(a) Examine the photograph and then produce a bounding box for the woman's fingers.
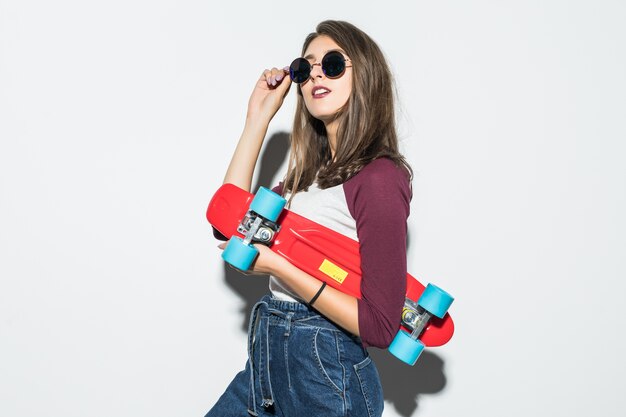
[261,69,272,85]
[268,67,281,86]
[276,67,292,92]
[247,65,292,121]
[263,67,290,88]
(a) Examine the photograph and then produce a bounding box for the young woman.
[206,20,412,417]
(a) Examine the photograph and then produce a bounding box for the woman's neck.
[325,120,338,160]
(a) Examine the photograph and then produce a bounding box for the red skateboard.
[207,184,454,364]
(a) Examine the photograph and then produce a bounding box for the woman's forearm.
[222,116,271,191]
[271,254,360,336]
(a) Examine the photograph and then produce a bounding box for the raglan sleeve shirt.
[343,158,411,348]
[211,161,410,349]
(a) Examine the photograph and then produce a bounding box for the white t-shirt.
[269,181,358,302]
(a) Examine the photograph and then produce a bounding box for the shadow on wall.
[369,349,447,416]
[220,131,448,417]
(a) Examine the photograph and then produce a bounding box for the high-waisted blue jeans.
[205,295,384,417]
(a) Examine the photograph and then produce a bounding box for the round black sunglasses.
[289,51,352,84]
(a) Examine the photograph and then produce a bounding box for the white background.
[1,1,625,416]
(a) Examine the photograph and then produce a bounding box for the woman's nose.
[310,62,324,79]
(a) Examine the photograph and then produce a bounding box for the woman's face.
[300,35,353,123]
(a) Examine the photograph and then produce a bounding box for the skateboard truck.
[389,283,454,365]
[221,187,287,271]
[401,300,433,338]
[237,212,280,245]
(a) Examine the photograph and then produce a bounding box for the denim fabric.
[205,295,383,417]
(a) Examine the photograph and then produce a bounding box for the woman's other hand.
[247,67,292,122]
[217,241,284,276]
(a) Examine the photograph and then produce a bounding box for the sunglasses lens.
[289,58,311,83]
[322,51,346,78]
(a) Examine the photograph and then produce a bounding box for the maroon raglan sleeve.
[343,159,411,348]
[211,183,284,240]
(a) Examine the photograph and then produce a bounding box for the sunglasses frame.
[289,50,352,84]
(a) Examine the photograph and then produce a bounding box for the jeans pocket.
[353,356,384,417]
[313,328,344,395]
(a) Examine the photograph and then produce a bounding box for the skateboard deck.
[207,183,454,347]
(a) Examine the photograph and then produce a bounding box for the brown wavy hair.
[282,20,412,198]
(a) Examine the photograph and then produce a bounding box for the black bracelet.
[308,282,327,306]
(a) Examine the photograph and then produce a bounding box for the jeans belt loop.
[284,312,294,337]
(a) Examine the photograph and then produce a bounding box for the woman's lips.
[312,86,331,99]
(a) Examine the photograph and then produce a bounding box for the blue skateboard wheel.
[417,283,454,319]
[389,330,425,366]
[222,236,259,271]
[249,187,286,223]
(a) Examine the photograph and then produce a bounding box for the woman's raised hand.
[222,66,292,191]
[246,66,292,122]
